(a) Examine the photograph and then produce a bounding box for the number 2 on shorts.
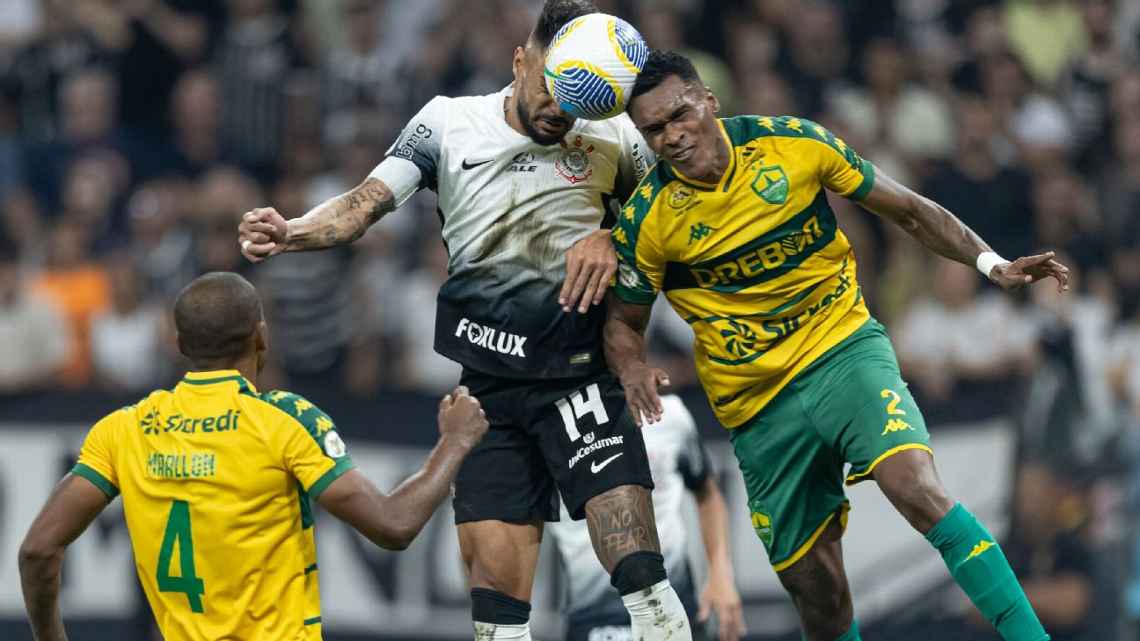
[156,499,206,613]
[880,388,906,416]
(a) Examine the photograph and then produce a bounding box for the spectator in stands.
[980,50,1074,167]
[896,258,1037,421]
[1004,0,1089,91]
[830,36,954,184]
[1111,307,1140,421]
[971,462,1094,641]
[1062,0,1126,172]
[90,256,168,392]
[1030,168,1105,273]
[28,219,109,389]
[168,69,226,178]
[922,93,1034,260]
[0,238,70,394]
[772,0,850,118]
[320,0,397,118]
[127,177,196,300]
[214,0,305,182]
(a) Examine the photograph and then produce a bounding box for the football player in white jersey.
[237,2,693,641]
[549,395,745,641]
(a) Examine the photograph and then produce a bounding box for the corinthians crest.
[556,135,595,184]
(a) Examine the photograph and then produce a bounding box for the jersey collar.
[667,119,736,192]
[180,369,258,394]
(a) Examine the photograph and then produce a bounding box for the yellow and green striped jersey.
[72,370,354,641]
[613,116,874,428]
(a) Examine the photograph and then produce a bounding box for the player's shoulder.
[250,390,336,439]
[96,388,175,431]
[725,115,851,155]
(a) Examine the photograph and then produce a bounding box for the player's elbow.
[17,535,63,575]
[375,523,417,551]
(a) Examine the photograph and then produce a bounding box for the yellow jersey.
[613,116,875,428]
[71,370,355,641]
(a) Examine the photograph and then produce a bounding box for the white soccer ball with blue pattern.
[543,13,649,121]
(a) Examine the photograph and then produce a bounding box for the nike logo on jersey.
[590,453,623,474]
[461,158,495,170]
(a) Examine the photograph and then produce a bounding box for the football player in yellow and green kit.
[605,51,1071,641]
[18,272,489,641]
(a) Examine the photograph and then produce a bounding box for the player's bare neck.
[189,355,259,386]
[504,92,524,137]
[695,131,731,184]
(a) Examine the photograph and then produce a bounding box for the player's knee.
[609,550,667,596]
[875,451,954,533]
[471,587,531,625]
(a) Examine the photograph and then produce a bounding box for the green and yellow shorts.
[729,318,931,573]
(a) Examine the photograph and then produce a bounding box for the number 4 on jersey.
[556,383,610,441]
[157,500,206,613]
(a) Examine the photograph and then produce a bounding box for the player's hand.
[437,386,489,450]
[239,207,289,263]
[699,575,746,641]
[560,229,618,314]
[618,362,669,426]
[987,251,1070,292]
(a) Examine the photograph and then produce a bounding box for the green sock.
[803,620,860,641]
[925,503,1049,641]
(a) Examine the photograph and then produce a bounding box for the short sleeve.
[612,185,665,305]
[801,120,875,201]
[370,96,448,204]
[72,409,124,499]
[614,114,656,201]
[261,391,355,499]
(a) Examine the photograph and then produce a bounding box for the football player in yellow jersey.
[604,51,1070,641]
[18,272,489,641]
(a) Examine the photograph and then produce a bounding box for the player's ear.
[707,87,720,114]
[512,46,525,80]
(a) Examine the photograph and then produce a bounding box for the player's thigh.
[802,319,933,486]
[453,372,560,525]
[729,387,849,574]
[527,370,654,521]
[458,519,544,601]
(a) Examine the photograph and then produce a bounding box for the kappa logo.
[455,318,527,357]
[965,539,996,562]
[881,418,914,435]
[689,222,715,244]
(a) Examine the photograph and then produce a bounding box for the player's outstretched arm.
[603,295,670,425]
[19,475,113,641]
[238,177,396,262]
[858,169,1070,292]
[693,477,746,641]
[316,387,488,550]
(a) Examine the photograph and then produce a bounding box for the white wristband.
[976,251,1007,278]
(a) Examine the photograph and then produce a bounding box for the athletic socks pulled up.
[612,552,692,641]
[925,503,1050,641]
[471,588,532,641]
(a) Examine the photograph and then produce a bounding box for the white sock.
[473,621,532,641]
[621,579,693,641]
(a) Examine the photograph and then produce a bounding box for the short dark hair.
[630,50,702,106]
[173,272,263,364]
[532,0,598,49]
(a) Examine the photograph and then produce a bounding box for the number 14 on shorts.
[556,383,611,441]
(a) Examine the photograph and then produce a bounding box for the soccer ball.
[543,13,649,121]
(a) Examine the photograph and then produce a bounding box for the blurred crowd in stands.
[0,1,1138,637]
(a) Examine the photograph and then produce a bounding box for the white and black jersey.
[549,395,711,624]
[371,87,653,379]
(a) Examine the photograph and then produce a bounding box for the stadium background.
[0,0,1137,639]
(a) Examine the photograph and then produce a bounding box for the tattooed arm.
[238,178,396,262]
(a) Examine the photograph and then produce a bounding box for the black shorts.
[453,367,654,523]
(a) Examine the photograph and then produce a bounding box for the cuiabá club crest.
[557,135,595,184]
